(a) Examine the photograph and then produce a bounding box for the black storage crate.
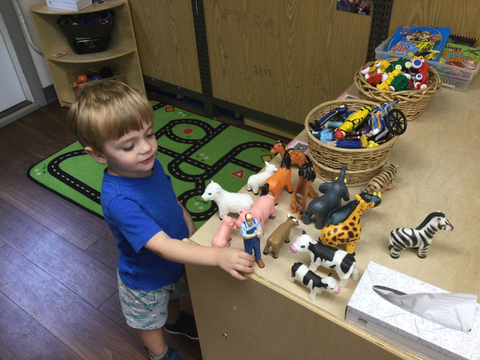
[57,11,114,54]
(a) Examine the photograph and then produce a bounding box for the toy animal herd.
[201,141,453,302]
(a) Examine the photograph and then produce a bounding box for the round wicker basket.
[304,99,398,186]
[353,58,441,121]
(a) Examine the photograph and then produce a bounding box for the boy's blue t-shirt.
[101,159,189,290]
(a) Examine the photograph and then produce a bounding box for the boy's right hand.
[218,248,255,281]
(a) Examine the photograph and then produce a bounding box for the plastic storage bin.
[375,35,479,91]
[57,11,114,54]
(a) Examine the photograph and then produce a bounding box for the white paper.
[373,285,477,332]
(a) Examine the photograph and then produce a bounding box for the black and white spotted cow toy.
[289,262,340,302]
[290,231,359,287]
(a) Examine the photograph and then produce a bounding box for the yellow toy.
[319,194,376,254]
[334,106,372,140]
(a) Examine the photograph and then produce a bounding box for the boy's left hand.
[217,248,255,281]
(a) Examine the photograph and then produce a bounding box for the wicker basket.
[305,99,398,186]
[353,58,441,121]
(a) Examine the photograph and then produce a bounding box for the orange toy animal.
[270,140,286,159]
[319,194,375,254]
[290,157,319,219]
[261,149,305,205]
[270,140,308,167]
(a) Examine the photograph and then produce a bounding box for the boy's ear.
[84,146,108,164]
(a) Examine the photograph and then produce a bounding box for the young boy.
[67,80,255,360]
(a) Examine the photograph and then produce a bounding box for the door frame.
[0,0,46,127]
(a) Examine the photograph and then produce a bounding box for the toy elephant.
[303,165,350,229]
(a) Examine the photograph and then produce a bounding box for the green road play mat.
[28,101,277,228]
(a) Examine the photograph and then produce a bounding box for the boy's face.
[87,122,157,178]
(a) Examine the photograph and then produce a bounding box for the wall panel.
[129,0,202,93]
[389,0,480,39]
[203,0,372,125]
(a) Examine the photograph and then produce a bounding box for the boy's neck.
[106,166,153,178]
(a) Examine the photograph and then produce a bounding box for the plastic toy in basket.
[309,100,406,149]
[354,57,441,121]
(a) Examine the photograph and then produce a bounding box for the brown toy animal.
[263,214,300,258]
[290,157,319,219]
[270,140,286,159]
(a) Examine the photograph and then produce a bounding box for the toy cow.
[289,262,340,302]
[212,215,235,248]
[263,214,300,258]
[246,161,278,195]
[202,180,254,219]
[303,165,350,229]
[235,193,276,229]
[290,232,359,287]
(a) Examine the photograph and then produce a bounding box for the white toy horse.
[202,180,254,219]
[246,161,278,195]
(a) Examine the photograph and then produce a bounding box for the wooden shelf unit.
[30,0,145,107]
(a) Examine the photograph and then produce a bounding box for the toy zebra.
[388,211,454,259]
[364,164,398,194]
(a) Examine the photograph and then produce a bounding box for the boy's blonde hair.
[67,80,154,151]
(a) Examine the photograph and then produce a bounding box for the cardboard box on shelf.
[46,0,93,11]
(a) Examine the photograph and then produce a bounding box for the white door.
[0,13,28,112]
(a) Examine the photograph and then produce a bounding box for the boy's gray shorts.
[117,272,189,330]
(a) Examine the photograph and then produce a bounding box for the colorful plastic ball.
[77,74,88,83]
[90,74,103,81]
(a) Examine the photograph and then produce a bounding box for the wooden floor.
[0,94,290,360]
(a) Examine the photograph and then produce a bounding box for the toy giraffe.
[319,194,375,254]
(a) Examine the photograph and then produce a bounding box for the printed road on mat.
[28,101,276,228]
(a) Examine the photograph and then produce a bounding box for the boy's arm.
[144,231,255,281]
[178,200,196,237]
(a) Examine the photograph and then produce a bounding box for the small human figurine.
[240,213,265,268]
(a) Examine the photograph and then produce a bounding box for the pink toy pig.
[235,194,276,229]
[212,215,235,248]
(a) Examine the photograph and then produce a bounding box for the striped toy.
[364,164,398,194]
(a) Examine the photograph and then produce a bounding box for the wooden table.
[186,75,480,360]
